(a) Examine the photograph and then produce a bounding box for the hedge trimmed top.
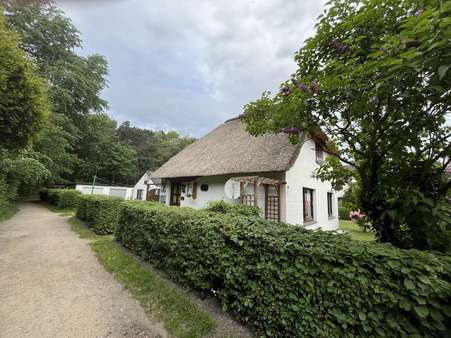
[116,202,451,337]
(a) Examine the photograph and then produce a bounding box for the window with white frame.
[303,188,314,222]
[315,141,324,164]
[327,192,334,217]
[136,189,143,200]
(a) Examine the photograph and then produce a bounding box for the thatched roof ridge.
[152,117,301,179]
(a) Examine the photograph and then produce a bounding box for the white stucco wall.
[158,173,283,214]
[284,138,339,230]
[75,184,134,200]
[133,172,159,200]
[157,141,338,231]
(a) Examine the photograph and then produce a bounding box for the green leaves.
[75,194,123,235]
[113,201,451,337]
[0,12,49,151]
[243,0,451,252]
[414,306,429,319]
[438,64,450,80]
[404,279,415,290]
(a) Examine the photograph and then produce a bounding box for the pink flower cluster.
[281,80,317,97]
[331,39,351,54]
[350,209,366,222]
[280,127,300,135]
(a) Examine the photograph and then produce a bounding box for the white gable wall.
[133,172,159,200]
[284,138,339,230]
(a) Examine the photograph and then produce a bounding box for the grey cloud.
[57,0,326,137]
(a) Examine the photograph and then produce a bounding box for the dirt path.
[0,202,169,338]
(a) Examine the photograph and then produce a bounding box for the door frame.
[170,183,182,206]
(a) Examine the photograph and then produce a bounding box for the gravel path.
[0,202,169,338]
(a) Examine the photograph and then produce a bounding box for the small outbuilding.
[133,171,160,201]
[152,116,339,230]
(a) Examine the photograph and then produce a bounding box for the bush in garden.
[57,189,81,209]
[205,200,261,217]
[39,189,49,202]
[338,205,351,220]
[115,202,451,338]
[44,188,65,206]
[76,194,123,234]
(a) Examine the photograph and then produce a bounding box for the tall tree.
[117,121,195,174]
[2,0,109,183]
[0,11,49,151]
[243,0,450,251]
[74,114,138,185]
[0,10,50,205]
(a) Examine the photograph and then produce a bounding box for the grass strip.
[46,203,76,216]
[69,217,101,240]
[90,239,217,338]
[66,212,217,338]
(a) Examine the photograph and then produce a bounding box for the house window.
[303,188,314,222]
[327,192,333,217]
[159,195,167,204]
[315,141,324,164]
[137,189,143,200]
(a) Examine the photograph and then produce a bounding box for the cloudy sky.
[57,0,327,137]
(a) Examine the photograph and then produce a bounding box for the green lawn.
[69,217,218,338]
[339,220,375,241]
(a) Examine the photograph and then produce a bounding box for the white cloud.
[57,0,326,136]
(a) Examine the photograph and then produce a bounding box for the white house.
[152,116,339,231]
[133,171,160,201]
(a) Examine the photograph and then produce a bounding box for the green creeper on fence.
[243,0,451,251]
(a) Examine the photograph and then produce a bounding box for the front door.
[170,183,181,206]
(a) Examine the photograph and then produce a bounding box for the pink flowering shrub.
[350,209,371,232]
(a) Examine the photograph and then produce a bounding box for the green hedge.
[205,200,261,217]
[38,189,49,202]
[40,188,64,206]
[339,205,351,220]
[76,194,123,235]
[58,189,81,209]
[115,202,451,337]
[40,189,81,209]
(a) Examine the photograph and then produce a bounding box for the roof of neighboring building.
[152,117,301,179]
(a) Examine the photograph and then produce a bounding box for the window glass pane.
[303,188,314,221]
[327,192,333,217]
[315,141,324,163]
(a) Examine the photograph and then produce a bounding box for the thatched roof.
[152,117,301,179]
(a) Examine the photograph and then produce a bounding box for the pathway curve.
[0,202,168,338]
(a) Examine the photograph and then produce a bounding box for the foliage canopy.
[0,12,48,151]
[243,0,451,251]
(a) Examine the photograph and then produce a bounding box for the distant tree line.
[0,0,194,207]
